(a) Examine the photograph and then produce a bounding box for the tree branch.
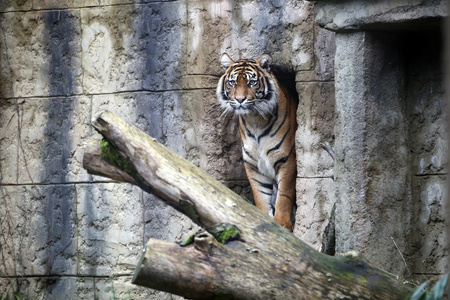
[83,111,414,300]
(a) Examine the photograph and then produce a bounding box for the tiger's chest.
[245,138,277,179]
[239,115,282,181]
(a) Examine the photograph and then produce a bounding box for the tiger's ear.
[220,53,234,68]
[257,54,272,70]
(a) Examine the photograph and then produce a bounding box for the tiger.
[216,53,298,231]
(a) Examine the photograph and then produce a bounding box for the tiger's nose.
[235,96,246,103]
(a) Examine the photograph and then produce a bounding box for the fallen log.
[83,111,414,300]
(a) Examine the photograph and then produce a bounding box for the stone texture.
[45,277,95,299]
[0,0,32,12]
[185,0,231,77]
[0,100,18,184]
[76,183,145,276]
[220,0,314,71]
[184,0,315,77]
[333,31,411,274]
[0,276,95,299]
[143,192,199,244]
[80,2,188,94]
[294,178,335,250]
[92,92,164,142]
[317,0,448,279]
[0,185,77,276]
[408,176,448,276]
[141,2,187,92]
[0,10,82,98]
[313,26,335,81]
[296,81,335,178]
[16,98,91,184]
[81,5,146,94]
[95,276,184,300]
[314,0,448,31]
[406,31,447,176]
[33,1,142,10]
[404,34,448,279]
[296,24,336,82]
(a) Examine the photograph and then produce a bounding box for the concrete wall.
[0,1,335,298]
[315,0,448,284]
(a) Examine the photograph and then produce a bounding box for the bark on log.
[83,111,414,300]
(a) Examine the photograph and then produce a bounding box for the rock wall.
[315,0,448,284]
[0,1,335,298]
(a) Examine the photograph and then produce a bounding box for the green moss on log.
[179,233,196,247]
[179,199,200,224]
[100,139,137,176]
[208,223,240,244]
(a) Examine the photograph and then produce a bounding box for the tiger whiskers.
[252,101,276,120]
[219,106,233,121]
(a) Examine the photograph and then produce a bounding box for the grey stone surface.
[141,2,187,92]
[96,276,184,300]
[81,3,188,94]
[220,1,315,72]
[33,1,142,10]
[81,5,147,93]
[294,178,335,250]
[334,31,412,274]
[409,176,448,276]
[16,98,91,184]
[91,92,164,142]
[0,10,83,98]
[296,25,336,82]
[187,0,314,75]
[328,4,447,278]
[296,81,335,178]
[0,100,18,184]
[0,185,77,276]
[143,192,199,244]
[406,32,447,176]
[0,276,95,299]
[0,0,32,12]
[404,32,448,278]
[315,0,448,31]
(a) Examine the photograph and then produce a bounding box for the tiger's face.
[217,53,279,118]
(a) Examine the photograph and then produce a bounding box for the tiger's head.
[216,53,279,118]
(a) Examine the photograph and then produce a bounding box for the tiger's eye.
[228,80,236,87]
[249,80,257,87]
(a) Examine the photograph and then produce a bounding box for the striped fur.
[217,53,297,231]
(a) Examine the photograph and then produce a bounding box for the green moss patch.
[208,223,240,244]
[100,139,136,176]
[179,199,200,224]
[179,233,196,247]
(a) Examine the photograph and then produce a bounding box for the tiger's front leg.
[273,179,295,232]
[273,155,297,232]
[245,163,295,232]
[244,165,275,217]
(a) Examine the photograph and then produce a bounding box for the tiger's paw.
[274,216,293,232]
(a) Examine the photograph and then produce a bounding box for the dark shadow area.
[401,29,447,282]
[39,10,77,292]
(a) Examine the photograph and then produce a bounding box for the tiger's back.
[217,54,297,231]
